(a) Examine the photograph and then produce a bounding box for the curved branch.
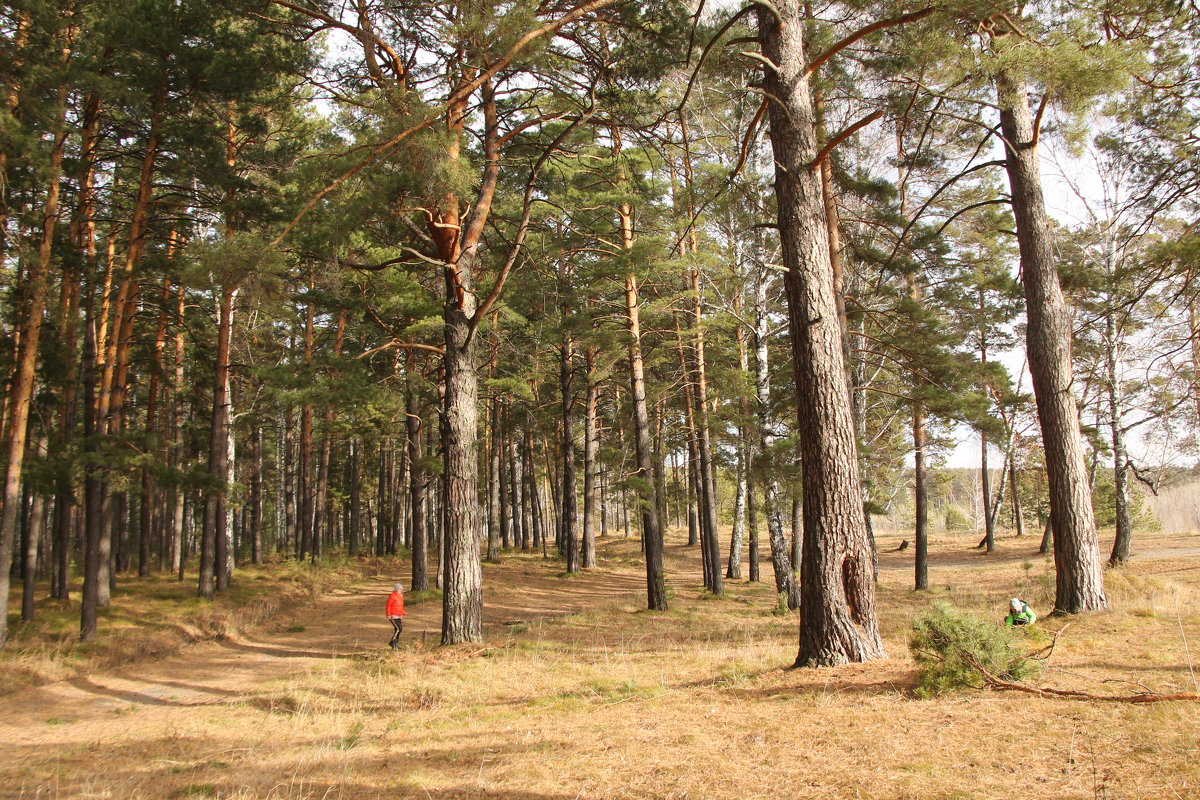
[809,110,882,172]
[805,7,937,79]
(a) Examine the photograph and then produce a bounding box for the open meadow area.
[3,528,1199,800]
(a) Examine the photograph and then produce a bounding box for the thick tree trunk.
[441,252,484,643]
[998,73,1107,613]
[759,2,885,665]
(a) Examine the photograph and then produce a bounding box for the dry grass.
[2,528,1199,799]
[0,555,392,695]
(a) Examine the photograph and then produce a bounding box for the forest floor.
[2,527,1199,800]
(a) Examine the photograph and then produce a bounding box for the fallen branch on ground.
[967,652,1200,703]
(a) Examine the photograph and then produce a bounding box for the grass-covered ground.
[2,527,1198,799]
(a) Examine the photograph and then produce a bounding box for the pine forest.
[2,1,1200,797]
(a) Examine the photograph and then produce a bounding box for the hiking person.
[386,583,406,648]
[1004,597,1036,627]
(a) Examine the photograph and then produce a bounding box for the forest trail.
[3,528,1196,746]
[2,531,1198,799]
[0,553,645,758]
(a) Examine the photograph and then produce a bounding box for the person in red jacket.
[385,583,406,648]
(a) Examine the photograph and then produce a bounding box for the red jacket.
[385,591,405,617]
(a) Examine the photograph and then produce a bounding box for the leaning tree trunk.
[998,72,1107,613]
[759,1,885,666]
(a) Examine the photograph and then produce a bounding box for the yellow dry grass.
[2,527,1198,800]
[0,555,392,695]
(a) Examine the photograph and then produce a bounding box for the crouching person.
[1004,597,1036,627]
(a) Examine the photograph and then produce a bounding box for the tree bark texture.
[998,72,1106,613]
[440,249,484,644]
[759,2,885,666]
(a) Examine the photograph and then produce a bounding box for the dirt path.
[0,559,645,760]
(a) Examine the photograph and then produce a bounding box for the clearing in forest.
[2,527,1199,799]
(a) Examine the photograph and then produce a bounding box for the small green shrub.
[909,601,1040,698]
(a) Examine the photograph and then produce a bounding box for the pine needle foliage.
[909,601,1040,698]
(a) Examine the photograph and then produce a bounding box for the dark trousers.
[389,617,404,646]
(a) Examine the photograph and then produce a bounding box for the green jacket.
[1005,603,1036,626]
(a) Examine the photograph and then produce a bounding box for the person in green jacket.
[1005,597,1036,627]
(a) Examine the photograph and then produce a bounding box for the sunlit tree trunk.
[998,71,1106,613]
[0,47,70,644]
[619,195,667,611]
[759,1,885,665]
